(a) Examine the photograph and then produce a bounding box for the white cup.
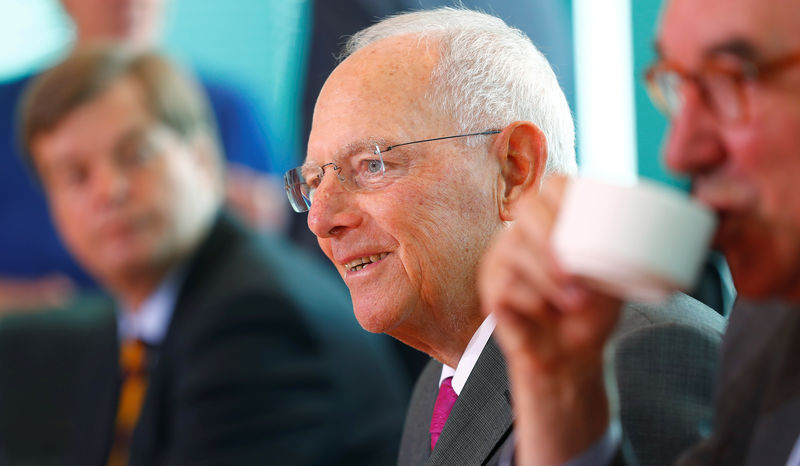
[551,177,716,303]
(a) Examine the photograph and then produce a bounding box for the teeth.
[345,252,389,271]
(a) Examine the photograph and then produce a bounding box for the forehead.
[33,77,151,164]
[659,0,800,66]
[306,35,450,164]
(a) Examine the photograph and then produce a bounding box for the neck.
[111,262,173,310]
[391,307,485,368]
[110,210,216,310]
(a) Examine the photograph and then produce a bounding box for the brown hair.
[20,43,221,173]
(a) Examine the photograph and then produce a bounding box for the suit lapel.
[687,300,800,465]
[130,212,234,464]
[398,360,441,466]
[745,303,800,464]
[429,339,513,465]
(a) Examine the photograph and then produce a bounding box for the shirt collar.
[116,267,185,345]
[439,313,496,396]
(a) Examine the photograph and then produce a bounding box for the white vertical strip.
[573,0,638,183]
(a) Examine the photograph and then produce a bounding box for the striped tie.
[107,339,149,466]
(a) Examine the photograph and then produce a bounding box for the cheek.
[730,116,800,223]
[152,154,213,235]
[50,193,91,247]
[382,172,497,298]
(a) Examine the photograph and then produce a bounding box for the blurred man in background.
[291,7,723,465]
[483,0,800,464]
[1,45,407,465]
[0,0,285,313]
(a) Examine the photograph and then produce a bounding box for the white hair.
[343,7,577,176]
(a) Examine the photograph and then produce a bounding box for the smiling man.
[483,0,800,464]
[288,7,724,465]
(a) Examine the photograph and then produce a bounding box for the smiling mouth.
[345,252,390,272]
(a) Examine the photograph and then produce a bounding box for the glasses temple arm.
[382,130,501,152]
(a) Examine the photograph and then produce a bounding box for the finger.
[499,230,577,312]
[509,191,571,282]
[492,304,547,359]
[493,269,548,318]
[559,293,622,353]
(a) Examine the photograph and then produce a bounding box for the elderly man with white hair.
[286,7,725,465]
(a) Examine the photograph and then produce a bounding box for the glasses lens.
[646,66,684,117]
[703,70,743,122]
[659,71,684,117]
[647,62,746,122]
[284,168,311,213]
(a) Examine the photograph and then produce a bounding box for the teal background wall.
[631,0,687,189]
[161,0,311,171]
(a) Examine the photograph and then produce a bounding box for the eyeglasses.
[645,50,800,122]
[284,130,500,213]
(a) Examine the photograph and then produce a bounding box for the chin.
[350,294,411,334]
[352,305,392,333]
[719,217,800,300]
[726,248,799,300]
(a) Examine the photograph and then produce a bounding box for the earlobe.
[495,121,547,221]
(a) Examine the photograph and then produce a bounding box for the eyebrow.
[705,38,760,61]
[43,155,83,177]
[654,37,761,62]
[113,126,149,153]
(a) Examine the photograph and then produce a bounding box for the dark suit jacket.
[0,294,117,466]
[673,299,800,465]
[0,213,409,466]
[398,293,724,466]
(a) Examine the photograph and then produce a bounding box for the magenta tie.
[430,376,458,451]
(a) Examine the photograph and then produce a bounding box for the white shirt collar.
[439,313,496,396]
[116,268,184,345]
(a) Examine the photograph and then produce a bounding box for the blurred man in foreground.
[289,7,724,465]
[483,0,800,464]
[9,45,407,465]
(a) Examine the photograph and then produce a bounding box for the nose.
[91,161,129,208]
[663,82,727,176]
[307,171,362,239]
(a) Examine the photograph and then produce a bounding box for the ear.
[493,121,547,221]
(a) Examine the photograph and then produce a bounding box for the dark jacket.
[0,213,409,465]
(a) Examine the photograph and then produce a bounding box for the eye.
[57,165,89,189]
[306,173,322,190]
[352,156,384,177]
[117,135,157,167]
[366,159,384,174]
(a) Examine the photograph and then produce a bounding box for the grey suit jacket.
[675,299,800,465]
[398,293,725,466]
[398,338,513,466]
